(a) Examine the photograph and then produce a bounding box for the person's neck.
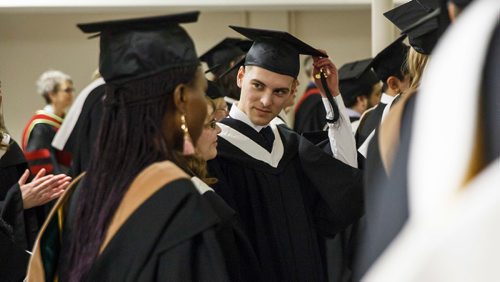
[385,89,399,97]
[232,103,268,131]
[51,105,65,118]
[351,105,364,116]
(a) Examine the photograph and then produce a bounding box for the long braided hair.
[60,65,198,281]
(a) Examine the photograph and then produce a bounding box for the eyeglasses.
[59,87,75,93]
[204,118,218,130]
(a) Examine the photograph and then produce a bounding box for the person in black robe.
[189,89,263,281]
[293,56,326,134]
[51,75,106,177]
[352,1,453,279]
[0,136,31,282]
[0,217,30,281]
[338,58,381,128]
[0,87,70,281]
[358,1,495,280]
[27,12,257,281]
[21,70,74,176]
[201,37,252,110]
[208,26,363,281]
[27,164,231,282]
[355,36,410,151]
[69,83,105,176]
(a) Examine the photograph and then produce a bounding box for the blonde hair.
[406,47,430,90]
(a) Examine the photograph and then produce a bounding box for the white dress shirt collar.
[229,103,266,132]
[380,92,396,104]
[346,108,361,119]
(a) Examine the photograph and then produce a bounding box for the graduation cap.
[77,11,200,84]
[372,35,409,82]
[200,38,253,76]
[450,0,474,8]
[338,58,380,104]
[206,80,225,100]
[384,0,450,54]
[228,26,326,78]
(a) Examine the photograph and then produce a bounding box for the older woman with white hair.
[22,70,74,175]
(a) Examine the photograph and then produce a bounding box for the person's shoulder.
[135,161,191,192]
[360,104,378,121]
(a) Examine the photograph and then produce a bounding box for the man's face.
[237,66,295,126]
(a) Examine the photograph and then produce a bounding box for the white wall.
[0,8,371,142]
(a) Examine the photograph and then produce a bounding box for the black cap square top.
[338,58,380,101]
[229,26,326,78]
[206,80,225,99]
[372,35,409,82]
[200,38,251,73]
[77,11,200,84]
[384,0,449,54]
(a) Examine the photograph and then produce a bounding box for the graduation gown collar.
[218,120,284,168]
[380,93,396,104]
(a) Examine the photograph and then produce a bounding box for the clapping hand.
[18,169,72,209]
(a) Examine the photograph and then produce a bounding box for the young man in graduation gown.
[355,36,410,154]
[208,26,363,281]
[337,58,382,133]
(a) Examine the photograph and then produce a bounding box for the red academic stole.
[22,110,71,174]
[294,86,321,114]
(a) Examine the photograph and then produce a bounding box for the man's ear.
[236,66,245,88]
[291,79,300,95]
[386,76,400,93]
[356,95,367,106]
[173,83,187,113]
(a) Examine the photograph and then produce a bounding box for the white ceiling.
[0,0,407,13]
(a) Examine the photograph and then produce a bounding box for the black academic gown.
[22,114,71,176]
[208,118,363,281]
[0,140,27,206]
[483,23,500,164]
[355,103,387,148]
[32,175,230,282]
[0,140,31,281]
[352,94,416,280]
[202,191,263,282]
[294,84,327,134]
[68,84,106,177]
[0,218,30,282]
[1,140,57,255]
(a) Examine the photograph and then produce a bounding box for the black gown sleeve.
[202,191,262,282]
[70,86,105,177]
[298,137,364,237]
[0,217,30,282]
[155,229,230,282]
